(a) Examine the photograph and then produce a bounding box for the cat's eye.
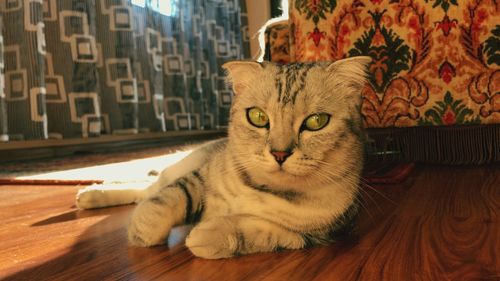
[303,113,330,131]
[247,107,269,128]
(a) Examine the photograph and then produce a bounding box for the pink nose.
[271,150,292,165]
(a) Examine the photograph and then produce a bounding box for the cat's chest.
[201,151,356,230]
[205,172,348,231]
[238,185,340,225]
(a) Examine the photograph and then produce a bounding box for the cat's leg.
[128,170,205,247]
[185,215,305,259]
[75,155,198,210]
[76,181,153,209]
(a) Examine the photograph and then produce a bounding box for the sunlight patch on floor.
[17,150,193,182]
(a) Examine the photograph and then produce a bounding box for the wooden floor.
[0,165,498,281]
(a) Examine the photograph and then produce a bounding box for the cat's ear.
[326,56,372,90]
[222,61,263,95]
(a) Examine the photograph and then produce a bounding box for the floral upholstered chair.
[262,0,499,164]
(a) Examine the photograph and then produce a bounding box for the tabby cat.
[76,56,371,259]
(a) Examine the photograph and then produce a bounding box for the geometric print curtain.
[0,0,250,141]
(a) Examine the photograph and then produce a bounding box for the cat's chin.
[261,171,316,190]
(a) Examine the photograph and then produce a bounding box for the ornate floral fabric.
[283,0,500,128]
[264,20,292,64]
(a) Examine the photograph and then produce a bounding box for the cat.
[76,56,371,259]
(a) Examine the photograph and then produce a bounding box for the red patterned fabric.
[266,0,500,128]
[264,20,292,64]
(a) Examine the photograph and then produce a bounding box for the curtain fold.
[0,0,250,141]
[0,15,6,141]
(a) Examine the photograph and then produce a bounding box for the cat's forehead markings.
[274,63,314,106]
[275,65,284,104]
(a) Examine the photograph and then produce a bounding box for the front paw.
[127,223,164,247]
[185,218,238,259]
[76,187,107,209]
[127,203,172,247]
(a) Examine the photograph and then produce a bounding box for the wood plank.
[0,165,498,280]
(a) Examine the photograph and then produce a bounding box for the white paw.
[75,188,107,209]
[185,219,237,259]
[76,183,147,209]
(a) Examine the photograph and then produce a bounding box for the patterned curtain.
[0,0,250,141]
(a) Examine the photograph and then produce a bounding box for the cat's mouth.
[269,166,304,178]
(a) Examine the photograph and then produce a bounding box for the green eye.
[247,107,269,128]
[303,113,330,131]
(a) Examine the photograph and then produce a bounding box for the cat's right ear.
[326,56,371,91]
[222,61,262,95]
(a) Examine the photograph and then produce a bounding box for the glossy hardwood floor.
[1,165,498,281]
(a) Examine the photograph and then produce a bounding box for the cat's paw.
[76,187,108,209]
[128,222,166,247]
[185,218,238,259]
[127,202,173,247]
[76,183,146,209]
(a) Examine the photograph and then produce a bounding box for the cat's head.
[223,57,371,189]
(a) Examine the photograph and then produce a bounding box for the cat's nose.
[271,150,292,165]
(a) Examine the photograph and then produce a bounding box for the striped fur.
[76,57,372,259]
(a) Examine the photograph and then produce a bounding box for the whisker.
[312,158,396,206]
[354,195,374,221]
[359,179,397,205]
[355,186,383,214]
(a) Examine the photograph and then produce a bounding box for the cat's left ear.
[222,61,263,95]
[326,56,372,90]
